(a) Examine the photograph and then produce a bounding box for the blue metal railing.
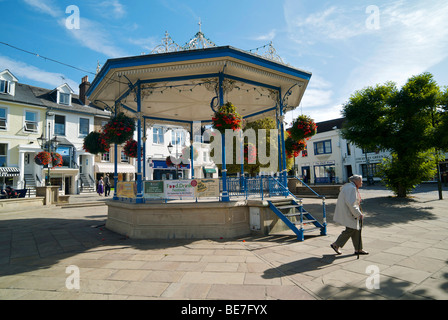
[113,175,324,203]
[288,175,323,198]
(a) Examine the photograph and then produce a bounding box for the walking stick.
[357,216,363,260]
[357,200,364,260]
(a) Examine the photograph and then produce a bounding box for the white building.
[144,124,217,181]
[295,118,391,184]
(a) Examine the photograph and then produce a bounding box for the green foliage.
[342,72,444,197]
[378,150,438,197]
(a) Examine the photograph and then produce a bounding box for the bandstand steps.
[268,199,326,241]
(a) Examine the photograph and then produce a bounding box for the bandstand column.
[136,83,144,203]
[143,118,147,180]
[279,92,288,187]
[219,72,229,202]
[190,123,194,179]
[112,102,119,200]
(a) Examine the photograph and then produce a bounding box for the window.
[59,92,70,105]
[171,129,186,146]
[302,145,308,157]
[79,118,89,137]
[0,107,6,130]
[24,111,38,133]
[121,150,129,163]
[153,127,164,144]
[0,143,6,166]
[314,140,332,155]
[101,152,110,162]
[362,163,380,177]
[54,115,66,136]
[0,80,9,94]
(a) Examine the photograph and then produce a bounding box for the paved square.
[0,185,447,300]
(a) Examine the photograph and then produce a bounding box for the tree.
[342,73,444,198]
[212,117,295,176]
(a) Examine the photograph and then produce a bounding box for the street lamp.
[167,141,181,179]
[37,123,59,186]
[167,142,174,154]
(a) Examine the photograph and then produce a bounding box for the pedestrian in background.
[104,173,111,197]
[97,176,104,196]
[331,175,368,256]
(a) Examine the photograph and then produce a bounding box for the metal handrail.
[288,175,323,198]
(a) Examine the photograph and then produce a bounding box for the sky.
[1,0,448,124]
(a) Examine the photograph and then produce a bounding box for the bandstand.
[86,31,324,240]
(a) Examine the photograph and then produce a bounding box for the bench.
[0,189,28,199]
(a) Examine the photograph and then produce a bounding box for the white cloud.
[283,0,448,122]
[284,2,368,44]
[23,0,127,58]
[345,0,448,93]
[22,0,62,18]
[128,36,159,54]
[252,30,277,42]
[96,0,127,19]
[0,55,79,93]
[59,17,128,58]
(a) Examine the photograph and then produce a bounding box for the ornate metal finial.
[182,21,217,50]
[263,42,284,64]
[151,31,182,54]
[248,42,287,65]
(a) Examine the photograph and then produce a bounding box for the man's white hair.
[349,175,363,183]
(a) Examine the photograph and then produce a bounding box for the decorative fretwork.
[151,31,182,54]
[148,26,287,66]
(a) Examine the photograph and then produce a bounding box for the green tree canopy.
[342,72,444,197]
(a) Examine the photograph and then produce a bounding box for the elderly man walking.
[330,175,368,256]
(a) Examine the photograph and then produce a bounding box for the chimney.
[79,76,90,106]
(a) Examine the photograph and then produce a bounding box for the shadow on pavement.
[0,214,204,277]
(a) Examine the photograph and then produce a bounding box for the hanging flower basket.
[103,113,135,145]
[166,156,174,167]
[212,102,243,134]
[51,152,63,168]
[123,139,141,158]
[34,151,52,166]
[289,115,317,141]
[285,132,307,159]
[83,131,110,155]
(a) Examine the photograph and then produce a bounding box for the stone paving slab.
[0,185,447,301]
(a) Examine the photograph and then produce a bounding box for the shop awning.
[151,160,190,169]
[0,167,20,177]
[94,163,136,174]
[203,167,216,174]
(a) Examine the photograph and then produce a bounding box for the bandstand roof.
[87,45,312,126]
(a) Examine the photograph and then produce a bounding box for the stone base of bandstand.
[105,197,296,240]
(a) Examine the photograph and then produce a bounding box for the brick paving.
[0,184,447,300]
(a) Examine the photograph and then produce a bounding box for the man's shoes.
[330,243,342,255]
[355,250,369,255]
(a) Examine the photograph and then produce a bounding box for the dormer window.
[59,92,70,105]
[0,80,9,94]
[0,69,18,96]
[53,83,74,106]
